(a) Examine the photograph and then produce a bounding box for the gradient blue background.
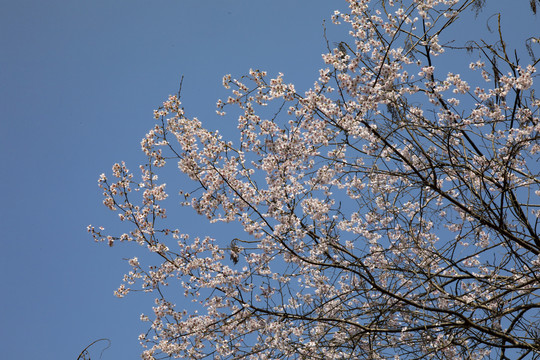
[1,1,537,359]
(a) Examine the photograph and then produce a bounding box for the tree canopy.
[90,0,540,358]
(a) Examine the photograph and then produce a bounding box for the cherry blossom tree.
[89,0,540,358]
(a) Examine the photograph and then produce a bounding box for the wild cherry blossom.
[90,0,540,359]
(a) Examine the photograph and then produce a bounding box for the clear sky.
[0,0,537,359]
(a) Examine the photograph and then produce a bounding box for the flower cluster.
[91,0,540,359]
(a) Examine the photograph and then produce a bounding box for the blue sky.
[1,0,537,359]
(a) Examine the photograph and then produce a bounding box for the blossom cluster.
[90,0,540,359]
